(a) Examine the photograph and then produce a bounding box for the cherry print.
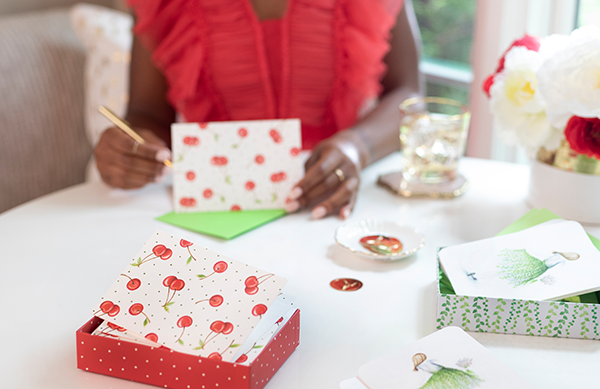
[231,205,242,211]
[276,317,284,325]
[199,321,235,350]
[120,274,141,291]
[269,129,283,143]
[238,128,248,138]
[98,322,126,337]
[106,322,126,332]
[235,354,248,363]
[290,147,300,156]
[163,275,177,288]
[203,189,213,198]
[222,322,234,335]
[199,122,208,129]
[162,276,185,311]
[245,286,259,295]
[183,136,200,146]
[197,261,228,280]
[195,294,224,307]
[179,197,197,207]
[255,155,265,164]
[176,315,193,345]
[208,352,222,361]
[244,273,275,294]
[245,181,255,191]
[210,156,231,183]
[210,320,225,333]
[252,304,268,318]
[198,122,219,140]
[129,303,151,326]
[99,301,114,314]
[181,238,197,263]
[270,172,287,201]
[108,304,120,317]
[244,181,262,204]
[133,244,174,267]
[186,171,196,181]
[145,333,158,343]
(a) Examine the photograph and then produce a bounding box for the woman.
[94,0,422,219]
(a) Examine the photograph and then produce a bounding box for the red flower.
[482,34,541,98]
[565,116,600,159]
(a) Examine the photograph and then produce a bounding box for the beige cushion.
[0,9,92,213]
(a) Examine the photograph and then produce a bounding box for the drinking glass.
[399,97,470,184]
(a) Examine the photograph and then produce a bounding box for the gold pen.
[98,105,173,168]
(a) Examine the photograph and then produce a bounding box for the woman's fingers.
[311,177,359,219]
[288,147,343,201]
[95,127,171,189]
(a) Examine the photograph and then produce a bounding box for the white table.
[2,155,599,389]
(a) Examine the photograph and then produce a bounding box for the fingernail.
[340,206,351,220]
[289,187,303,200]
[156,149,171,163]
[311,206,327,219]
[285,201,300,213]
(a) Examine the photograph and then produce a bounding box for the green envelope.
[439,208,600,303]
[156,209,286,240]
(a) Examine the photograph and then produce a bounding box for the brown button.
[330,278,363,292]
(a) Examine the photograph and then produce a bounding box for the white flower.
[489,46,560,152]
[537,25,600,129]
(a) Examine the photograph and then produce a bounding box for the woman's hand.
[94,126,172,189]
[285,131,366,219]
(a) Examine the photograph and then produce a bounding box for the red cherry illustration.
[276,317,284,325]
[160,248,173,260]
[236,354,248,363]
[153,244,167,256]
[198,260,229,281]
[245,286,259,295]
[145,333,158,343]
[245,181,255,191]
[176,315,193,344]
[210,156,228,166]
[255,155,265,164]
[203,189,213,199]
[231,205,241,211]
[183,136,200,146]
[99,301,114,314]
[108,304,120,317]
[290,147,300,156]
[222,322,234,335]
[270,172,287,182]
[106,322,126,332]
[163,275,177,287]
[180,239,193,248]
[238,128,248,138]
[199,122,208,129]
[214,261,228,273]
[195,294,224,307]
[186,171,196,181]
[269,129,283,143]
[129,303,151,325]
[210,320,225,333]
[245,276,259,288]
[170,278,185,291]
[252,304,268,317]
[208,352,223,361]
[120,274,142,291]
[179,197,197,207]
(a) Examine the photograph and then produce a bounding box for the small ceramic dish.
[334,219,425,261]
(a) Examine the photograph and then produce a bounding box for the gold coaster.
[377,171,469,199]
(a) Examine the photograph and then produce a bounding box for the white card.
[92,230,288,362]
[172,119,303,212]
[440,221,600,300]
[355,327,534,389]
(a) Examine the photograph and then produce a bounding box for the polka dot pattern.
[76,310,300,389]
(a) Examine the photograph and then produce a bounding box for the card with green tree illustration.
[440,220,600,300]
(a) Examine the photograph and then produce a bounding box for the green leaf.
[187,256,192,265]
[271,193,277,202]
[143,318,149,327]
[220,196,226,203]
[166,302,175,307]
[255,199,262,204]
[252,345,263,349]
[193,346,202,350]
[197,274,206,279]
[230,344,241,348]
[198,339,204,348]
[214,134,219,141]
[226,176,232,185]
[178,339,184,346]
[232,144,238,149]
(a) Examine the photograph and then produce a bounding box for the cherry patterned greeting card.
[92,230,287,362]
[171,119,303,213]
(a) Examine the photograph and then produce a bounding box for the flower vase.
[527,157,600,224]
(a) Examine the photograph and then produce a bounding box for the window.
[577,0,600,28]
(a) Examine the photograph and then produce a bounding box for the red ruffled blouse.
[128,0,404,149]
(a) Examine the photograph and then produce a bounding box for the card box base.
[77,310,300,389]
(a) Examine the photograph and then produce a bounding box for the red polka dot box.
[76,309,300,389]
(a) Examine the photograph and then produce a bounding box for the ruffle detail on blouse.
[331,0,403,131]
